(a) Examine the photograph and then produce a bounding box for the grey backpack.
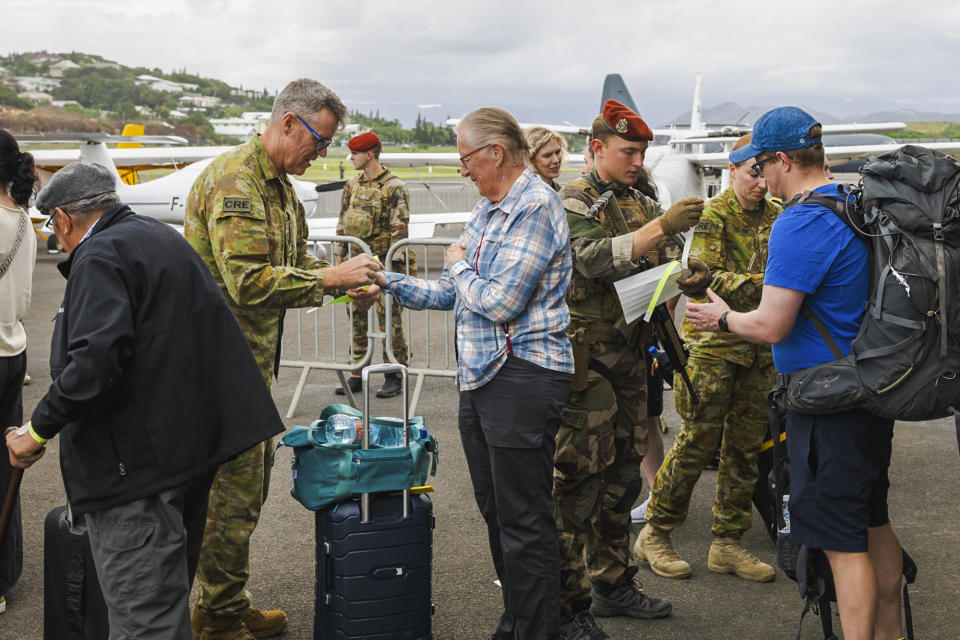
[778,145,960,449]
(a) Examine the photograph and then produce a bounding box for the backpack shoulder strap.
[800,301,846,360]
[783,188,858,360]
[783,186,864,238]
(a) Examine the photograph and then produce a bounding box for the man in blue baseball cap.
[684,106,905,640]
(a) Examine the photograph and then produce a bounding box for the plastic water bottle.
[369,420,405,448]
[325,414,362,444]
[779,494,791,534]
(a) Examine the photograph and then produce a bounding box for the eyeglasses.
[750,152,792,177]
[459,144,490,167]
[286,111,332,152]
[43,209,60,230]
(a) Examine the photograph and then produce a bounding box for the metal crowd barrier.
[278,235,459,418]
[384,238,459,414]
[278,235,375,417]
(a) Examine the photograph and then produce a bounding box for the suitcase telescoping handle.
[360,363,409,522]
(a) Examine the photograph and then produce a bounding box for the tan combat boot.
[193,603,288,640]
[197,613,254,640]
[707,537,776,582]
[633,524,692,579]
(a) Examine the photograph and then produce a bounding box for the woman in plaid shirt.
[379,107,573,640]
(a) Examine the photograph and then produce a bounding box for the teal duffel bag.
[280,403,439,511]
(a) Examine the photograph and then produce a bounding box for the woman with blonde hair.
[525,126,566,191]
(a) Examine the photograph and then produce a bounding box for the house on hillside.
[49,59,81,77]
[135,74,183,93]
[210,112,271,140]
[15,76,60,92]
[51,99,81,108]
[19,91,53,105]
[179,94,221,109]
[24,52,60,64]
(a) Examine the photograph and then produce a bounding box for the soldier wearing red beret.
[553,100,710,639]
[335,131,415,398]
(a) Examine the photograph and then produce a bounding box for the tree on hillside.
[0,85,34,111]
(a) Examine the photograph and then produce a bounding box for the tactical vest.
[341,171,401,257]
[561,172,660,345]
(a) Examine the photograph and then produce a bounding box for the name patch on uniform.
[694,220,712,234]
[221,197,251,213]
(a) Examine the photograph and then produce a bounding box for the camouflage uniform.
[646,186,780,539]
[335,167,415,367]
[554,170,681,612]
[184,135,332,616]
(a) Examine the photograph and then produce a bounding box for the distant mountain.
[665,103,843,128]
[666,104,960,127]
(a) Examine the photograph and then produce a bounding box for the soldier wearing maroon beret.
[553,100,710,638]
[335,131,414,398]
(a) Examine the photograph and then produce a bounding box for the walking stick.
[0,466,23,548]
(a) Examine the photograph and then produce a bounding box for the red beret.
[348,131,380,151]
[601,100,653,142]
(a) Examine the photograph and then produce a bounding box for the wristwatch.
[718,311,731,332]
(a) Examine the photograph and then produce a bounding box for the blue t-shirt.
[763,184,869,374]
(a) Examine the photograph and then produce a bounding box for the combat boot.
[335,376,362,396]
[634,523,692,579]
[707,537,775,582]
[193,603,288,639]
[590,566,672,619]
[559,609,610,640]
[376,373,402,398]
[197,613,255,640]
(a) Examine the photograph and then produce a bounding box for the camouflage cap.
[36,162,116,213]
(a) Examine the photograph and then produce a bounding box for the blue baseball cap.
[729,106,821,165]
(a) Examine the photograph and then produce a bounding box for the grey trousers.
[81,471,215,640]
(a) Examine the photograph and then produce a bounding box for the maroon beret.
[601,100,653,142]
[348,131,380,151]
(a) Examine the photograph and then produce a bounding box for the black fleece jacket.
[32,204,284,514]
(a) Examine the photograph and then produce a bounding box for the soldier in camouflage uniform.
[184,79,382,640]
[636,134,781,583]
[554,100,710,640]
[335,131,415,398]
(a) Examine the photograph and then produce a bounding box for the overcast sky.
[6,0,960,127]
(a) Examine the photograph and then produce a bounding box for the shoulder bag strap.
[0,208,28,281]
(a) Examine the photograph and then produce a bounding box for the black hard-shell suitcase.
[43,505,109,640]
[314,363,434,640]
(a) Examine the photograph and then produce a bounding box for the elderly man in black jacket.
[5,162,284,640]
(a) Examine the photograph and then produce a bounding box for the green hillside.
[890,122,960,139]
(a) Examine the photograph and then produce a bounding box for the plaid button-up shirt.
[384,167,573,390]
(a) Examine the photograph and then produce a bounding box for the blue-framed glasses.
[285,111,332,152]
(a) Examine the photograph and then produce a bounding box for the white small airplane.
[19,133,472,246]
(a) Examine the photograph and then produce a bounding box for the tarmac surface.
[3,245,960,639]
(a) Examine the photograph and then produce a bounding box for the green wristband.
[28,425,48,444]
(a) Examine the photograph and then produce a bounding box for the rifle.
[648,303,699,407]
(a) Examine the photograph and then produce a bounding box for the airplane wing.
[682,141,960,169]
[29,145,237,170]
